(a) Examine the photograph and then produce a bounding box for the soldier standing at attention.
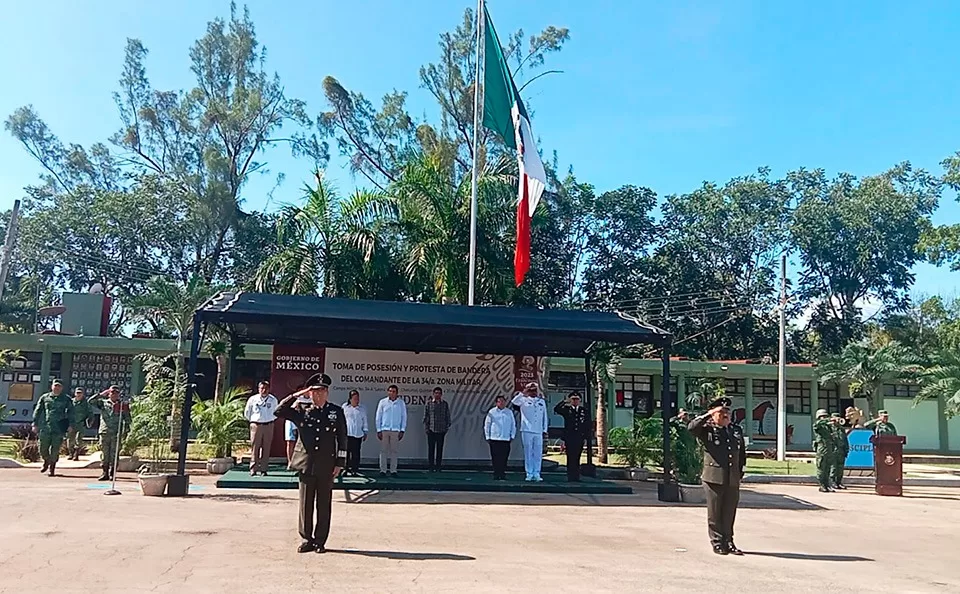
[275,373,347,554]
[812,409,836,493]
[88,385,131,481]
[66,387,91,461]
[864,410,898,436]
[553,392,589,482]
[830,413,850,490]
[32,379,72,476]
[687,397,746,556]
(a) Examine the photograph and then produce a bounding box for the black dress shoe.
[818,486,833,493]
[712,543,729,555]
[727,542,744,556]
[314,546,327,554]
[41,462,49,473]
[834,484,846,490]
[297,541,315,553]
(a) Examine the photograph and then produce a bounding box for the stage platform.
[216,463,633,494]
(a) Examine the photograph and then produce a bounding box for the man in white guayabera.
[375,384,407,475]
[511,382,548,481]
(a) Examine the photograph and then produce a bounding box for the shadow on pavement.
[746,551,873,562]
[195,493,292,503]
[339,485,823,510]
[326,548,475,561]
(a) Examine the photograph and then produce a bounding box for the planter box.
[206,457,235,475]
[627,467,650,481]
[166,474,190,496]
[138,473,170,497]
[679,483,706,504]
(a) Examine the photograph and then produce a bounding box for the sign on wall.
[844,428,874,469]
[269,345,326,456]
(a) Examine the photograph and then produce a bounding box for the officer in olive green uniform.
[66,387,92,461]
[275,373,347,554]
[813,409,835,492]
[864,410,898,436]
[830,413,849,489]
[32,380,72,476]
[88,385,132,481]
[687,397,746,556]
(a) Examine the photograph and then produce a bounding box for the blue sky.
[1,0,958,298]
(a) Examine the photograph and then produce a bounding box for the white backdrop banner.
[324,348,537,461]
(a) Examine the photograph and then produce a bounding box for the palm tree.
[392,152,515,304]
[589,345,624,464]
[254,172,397,298]
[818,339,917,414]
[916,347,960,419]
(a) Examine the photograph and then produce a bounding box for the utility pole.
[776,254,787,462]
[0,199,22,301]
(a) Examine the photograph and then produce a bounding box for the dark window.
[615,374,652,410]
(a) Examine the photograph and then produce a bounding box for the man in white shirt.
[342,389,368,476]
[485,394,516,480]
[375,384,407,475]
[511,381,549,481]
[244,380,279,476]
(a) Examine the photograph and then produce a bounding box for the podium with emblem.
[870,434,906,496]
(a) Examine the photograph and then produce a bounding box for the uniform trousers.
[704,480,740,545]
[249,421,275,473]
[564,432,584,481]
[298,473,334,546]
[833,451,847,486]
[38,431,65,464]
[520,431,543,478]
[99,433,120,473]
[346,436,363,472]
[66,427,83,454]
[488,440,511,478]
[379,430,400,473]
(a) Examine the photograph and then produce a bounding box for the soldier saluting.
[275,373,347,554]
[687,396,746,556]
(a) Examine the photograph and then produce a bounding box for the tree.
[921,152,960,271]
[915,347,960,419]
[790,163,941,354]
[254,172,400,299]
[817,339,917,413]
[6,3,325,286]
[588,346,623,465]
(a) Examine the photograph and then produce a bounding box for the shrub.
[191,387,249,459]
[10,424,35,441]
[15,439,40,462]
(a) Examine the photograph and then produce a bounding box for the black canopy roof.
[197,292,670,357]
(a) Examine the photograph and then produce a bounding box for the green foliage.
[608,416,660,468]
[818,339,917,410]
[916,347,960,419]
[126,354,183,472]
[191,387,248,459]
[686,379,726,411]
[672,422,704,485]
[15,438,40,463]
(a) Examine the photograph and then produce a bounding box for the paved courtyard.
[1,468,958,593]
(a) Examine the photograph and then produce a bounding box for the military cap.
[524,382,539,390]
[878,409,889,415]
[816,408,828,418]
[109,384,121,392]
[51,378,63,386]
[707,396,732,410]
[305,373,332,389]
[830,412,841,418]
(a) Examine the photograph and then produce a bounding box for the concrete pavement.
[0,468,958,593]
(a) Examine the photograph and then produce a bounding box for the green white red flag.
[480,5,547,287]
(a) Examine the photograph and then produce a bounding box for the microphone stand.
[105,396,125,496]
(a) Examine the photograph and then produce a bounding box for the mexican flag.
[481,5,547,287]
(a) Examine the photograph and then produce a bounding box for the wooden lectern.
[870,434,907,496]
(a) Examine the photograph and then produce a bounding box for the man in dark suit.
[275,373,347,554]
[554,392,589,482]
[687,396,746,556]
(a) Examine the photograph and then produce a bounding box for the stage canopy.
[197,291,671,357]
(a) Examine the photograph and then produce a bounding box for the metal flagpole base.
[104,489,122,496]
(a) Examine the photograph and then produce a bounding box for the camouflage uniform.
[829,413,849,489]
[66,395,92,460]
[88,395,131,480]
[812,410,836,492]
[32,387,72,475]
[863,411,898,436]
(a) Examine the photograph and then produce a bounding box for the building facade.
[1,334,955,453]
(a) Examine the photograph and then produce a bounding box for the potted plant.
[609,417,658,481]
[128,355,181,496]
[191,387,248,474]
[673,421,705,503]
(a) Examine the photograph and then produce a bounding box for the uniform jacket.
[88,396,132,436]
[863,419,898,436]
[553,402,589,441]
[687,414,746,486]
[33,392,72,435]
[511,394,549,433]
[831,422,850,457]
[69,397,92,428]
[813,418,837,454]
[276,400,347,477]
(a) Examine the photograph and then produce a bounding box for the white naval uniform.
[511,393,549,479]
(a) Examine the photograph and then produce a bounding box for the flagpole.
[467,0,484,306]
